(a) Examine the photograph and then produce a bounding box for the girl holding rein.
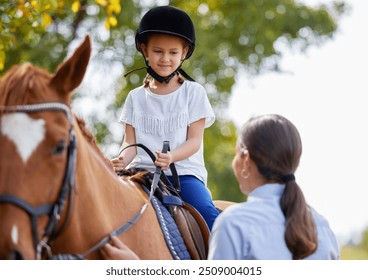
[111,5,219,230]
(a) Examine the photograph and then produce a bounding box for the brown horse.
[0,36,174,260]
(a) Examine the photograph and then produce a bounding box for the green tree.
[0,0,123,71]
[0,0,347,201]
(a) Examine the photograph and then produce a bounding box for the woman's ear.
[242,150,252,170]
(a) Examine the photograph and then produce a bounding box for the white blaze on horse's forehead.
[1,113,45,163]
[11,225,19,245]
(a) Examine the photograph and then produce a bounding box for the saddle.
[119,168,210,260]
[117,142,210,260]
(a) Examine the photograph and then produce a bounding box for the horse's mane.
[75,116,150,183]
[0,63,52,106]
[75,115,96,144]
[74,115,116,171]
[118,168,150,186]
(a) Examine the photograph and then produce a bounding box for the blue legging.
[167,175,219,231]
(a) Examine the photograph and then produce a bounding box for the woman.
[103,114,339,260]
[208,114,339,260]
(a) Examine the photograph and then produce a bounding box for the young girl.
[111,5,219,230]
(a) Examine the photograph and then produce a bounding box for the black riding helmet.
[135,5,196,60]
[127,5,195,83]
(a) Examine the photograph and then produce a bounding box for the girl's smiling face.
[142,34,188,78]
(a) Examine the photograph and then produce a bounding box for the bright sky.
[227,0,367,244]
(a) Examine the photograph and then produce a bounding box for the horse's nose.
[7,250,24,260]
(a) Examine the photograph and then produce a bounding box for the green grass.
[340,245,368,260]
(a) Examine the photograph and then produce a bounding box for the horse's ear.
[51,35,91,96]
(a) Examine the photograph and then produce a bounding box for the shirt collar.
[248,183,285,201]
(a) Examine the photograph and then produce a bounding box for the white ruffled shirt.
[119,81,215,184]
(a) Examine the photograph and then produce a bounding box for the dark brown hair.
[240,114,317,259]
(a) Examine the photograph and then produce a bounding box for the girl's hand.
[155,150,173,170]
[111,155,125,171]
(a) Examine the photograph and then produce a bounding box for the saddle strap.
[171,203,210,260]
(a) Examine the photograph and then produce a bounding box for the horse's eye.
[52,140,67,155]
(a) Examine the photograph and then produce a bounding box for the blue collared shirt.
[208,183,339,260]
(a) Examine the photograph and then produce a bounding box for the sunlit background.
[228,0,367,246]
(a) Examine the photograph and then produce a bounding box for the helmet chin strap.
[146,66,179,83]
[124,59,195,83]
[144,58,195,83]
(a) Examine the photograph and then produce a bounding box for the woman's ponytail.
[281,180,317,259]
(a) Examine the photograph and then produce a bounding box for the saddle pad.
[150,195,191,260]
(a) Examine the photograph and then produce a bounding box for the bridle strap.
[0,195,53,249]
[44,129,77,242]
[0,195,53,217]
[0,102,76,258]
[0,102,74,124]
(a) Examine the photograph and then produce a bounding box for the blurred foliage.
[340,227,368,259]
[0,0,122,71]
[340,245,368,260]
[361,227,368,252]
[204,120,243,201]
[0,0,347,202]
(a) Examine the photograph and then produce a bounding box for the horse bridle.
[0,102,167,260]
[0,102,77,259]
